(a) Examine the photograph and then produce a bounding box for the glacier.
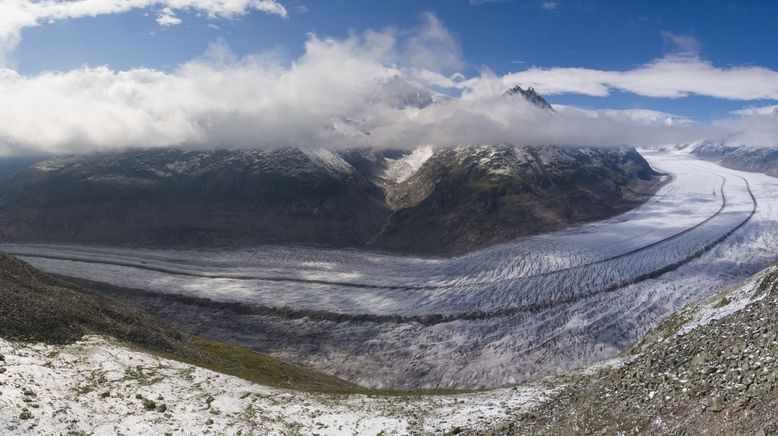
[5,149,778,389]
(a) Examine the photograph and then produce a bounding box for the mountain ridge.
[0,144,662,254]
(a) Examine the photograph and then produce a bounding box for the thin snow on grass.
[0,336,547,435]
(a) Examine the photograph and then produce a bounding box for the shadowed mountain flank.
[0,145,661,254]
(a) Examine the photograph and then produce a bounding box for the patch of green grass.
[181,337,360,393]
[138,336,474,397]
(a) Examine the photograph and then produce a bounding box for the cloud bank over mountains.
[0,4,776,155]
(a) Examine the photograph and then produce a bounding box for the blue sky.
[11,0,778,119]
[1,0,777,154]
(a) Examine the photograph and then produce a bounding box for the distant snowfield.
[5,150,778,389]
[0,336,547,435]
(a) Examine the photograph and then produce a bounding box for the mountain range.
[0,143,661,253]
[692,141,778,178]
[0,82,662,253]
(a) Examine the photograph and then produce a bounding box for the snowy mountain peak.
[505,85,554,111]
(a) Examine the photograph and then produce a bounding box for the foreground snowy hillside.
[0,336,548,435]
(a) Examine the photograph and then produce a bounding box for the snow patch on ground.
[679,264,776,335]
[382,145,433,182]
[0,336,549,435]
[304,149,355,175]
[30,156,80,172]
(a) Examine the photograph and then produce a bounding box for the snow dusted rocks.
[381,145,434,183]
[502,263,778,434]
[693,141,778,179]
[0,336,548,435]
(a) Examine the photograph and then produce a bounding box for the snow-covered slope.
[693,141,778,178]
[0,336,548,435]
[381,145,434,183]
[370,75,439,110]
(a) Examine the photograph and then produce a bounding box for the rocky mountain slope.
[486,261,778,434]
[693,141,778,178]
[0,144,661,254]
[0,148,391,248]
[0,251,185,346]
[372,144,660,253]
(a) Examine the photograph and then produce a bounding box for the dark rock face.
[0,145,660,253]
[505,85,554,111]
[693,142,778,178]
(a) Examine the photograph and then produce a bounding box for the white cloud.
[156,7,183,26]
[0,11,775,156]
[0,0,287,65]
[541,1,559,11]
[713,115,778,148]
[0,28,719,156]
[731,105,778,116]
[0,31,401,154]
[403,12,463,74]
[483,56,778,100]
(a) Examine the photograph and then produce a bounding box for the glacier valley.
[5,150,777,390]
